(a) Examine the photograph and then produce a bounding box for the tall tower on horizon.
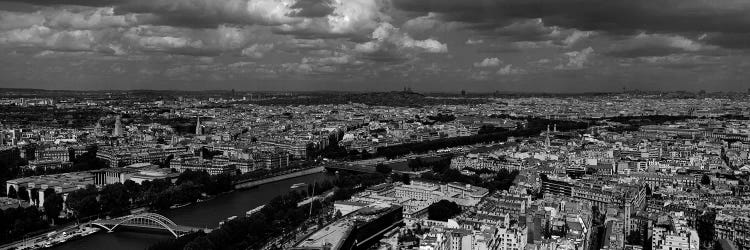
[113,115,123,137]
[195,117,203,135]
[545,124,551,149]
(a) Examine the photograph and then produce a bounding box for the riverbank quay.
[234,166,325,189]
[4,167,328,250]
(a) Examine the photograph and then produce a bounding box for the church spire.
[113,115,123,137]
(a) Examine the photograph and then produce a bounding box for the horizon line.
[1,87,747,95]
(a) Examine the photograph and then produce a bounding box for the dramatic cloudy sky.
[0,0,749,92]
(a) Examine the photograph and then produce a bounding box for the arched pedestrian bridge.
[88,213,210,238]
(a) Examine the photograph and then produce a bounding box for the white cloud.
[474,57,501,67]
[281,62,313,74]
[0,11,45,30]
[403,13,441,33]
[0,10,271,55]
[46,29,96,50]
[514,41,554,49]
[629,33,704,52]
[275,0,388,39]
[607,33,715,57]
[129,34,201,51]
[0,25,51,44]
[0,7,139,31]
[536,58,551,64]
[562,30,593,47]
[326,0,387,35]
[0,25,100,51]
[402,12,460,37]
[45,7,139,30]
[127,0,299,26]
[302,53,355,65]
[408,39,448,53]
[241,43,274,58]
[354,22,448,55]
[210,25,248,49]
[466,38,484,45]
[636,54,717,66]
[228,61,256,68]
[497,64,525,75]
[121,25,269,54]
[556,47,594,70]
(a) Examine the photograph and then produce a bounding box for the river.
[52,172,334,250]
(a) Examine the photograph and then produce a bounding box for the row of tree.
[427,200,462,221]
[376,154,519,193]
[0,187,64,244]
[417,157,520,193]
[0,206,49,244]
[407,156,452,172]
[0,147,25,197]
[63,170,234,222]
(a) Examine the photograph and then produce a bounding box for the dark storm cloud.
[490,19,555,42]
[607,47,687,58]
[0,0,332,29]
[393,0,750,42]
[603,33,707,58]
[114,0,291,28]
[273,28,367,41]
[289,0,334,18]
[0,0,121,7]
[358,49,410,63]
[475,45,519,54]
[2,0,748,92]
[121,12,222,29]
[705,33,750,49]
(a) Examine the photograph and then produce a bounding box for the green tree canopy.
[100,183,131,216]
[428,200,462,221]
[400,173,411,185]
[7,186,17,199]
[375,163,392,174]
[17,186,29,201]
[184,236,215,250]
[43,188,63,224]
[30,188,39,204]
[66,184,100,219]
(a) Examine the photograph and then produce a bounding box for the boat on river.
[246,205,266,217]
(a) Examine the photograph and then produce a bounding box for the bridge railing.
[87,212,196,238]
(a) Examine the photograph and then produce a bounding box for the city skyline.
[1,88,749,249]
[1,0,749,92]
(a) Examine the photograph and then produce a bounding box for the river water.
[52,172,334,250]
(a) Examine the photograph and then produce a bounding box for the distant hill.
[242,91,487,107]
[0,88,54,92]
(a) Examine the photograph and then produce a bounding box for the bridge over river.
[50,172,333,250]
[88,213,212,238]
